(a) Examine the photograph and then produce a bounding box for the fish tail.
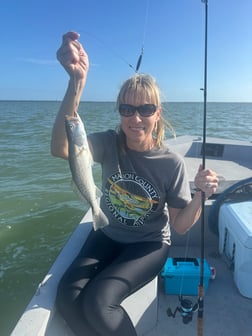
[92,208,109,231]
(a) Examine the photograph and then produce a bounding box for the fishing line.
[135,0,150,73]
[179,232,191,297]
[142,0,150,48]
[78,0,150,73]
[79,29,134,69]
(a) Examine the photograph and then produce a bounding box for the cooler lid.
[222,201,252,248]
[162,257,211,277]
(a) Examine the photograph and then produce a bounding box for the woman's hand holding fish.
[194,164,219,199]
[57,31,89,82]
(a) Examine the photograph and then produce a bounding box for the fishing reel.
[167,296,199,324]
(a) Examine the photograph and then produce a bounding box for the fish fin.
[71,180,89,205]
[70,180,108,230]
[92,208,109,231]
[95,186,102,199]
[72,181,103,205]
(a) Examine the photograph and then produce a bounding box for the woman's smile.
[129,125,145,132]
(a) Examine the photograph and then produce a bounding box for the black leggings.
[56,229,169,336]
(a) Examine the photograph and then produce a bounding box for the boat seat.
[122,276,158,335]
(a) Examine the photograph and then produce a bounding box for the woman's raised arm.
[51,32,89,159]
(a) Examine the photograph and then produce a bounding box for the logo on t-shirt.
[105,171,159,227]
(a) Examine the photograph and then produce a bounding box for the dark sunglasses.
[119,104,157,117]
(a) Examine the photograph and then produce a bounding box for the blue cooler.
[161,257,211,296]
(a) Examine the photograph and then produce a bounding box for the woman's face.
[120,91,161,151]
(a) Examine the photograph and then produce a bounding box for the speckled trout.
[65,114,109,230]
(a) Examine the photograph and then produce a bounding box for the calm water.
[0,101,251,335]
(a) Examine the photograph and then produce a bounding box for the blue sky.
[0,0,251,102]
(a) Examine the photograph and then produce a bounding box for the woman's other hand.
[194,164,219,199]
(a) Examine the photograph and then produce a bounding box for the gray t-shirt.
[88,130,191,244]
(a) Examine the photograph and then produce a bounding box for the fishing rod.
[166,1,209,330]
[198,1,208,335]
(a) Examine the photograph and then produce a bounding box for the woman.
[51,31,218,336]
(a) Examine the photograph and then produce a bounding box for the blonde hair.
[116,73,175,148]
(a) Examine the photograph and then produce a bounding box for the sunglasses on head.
[119,104,157,117]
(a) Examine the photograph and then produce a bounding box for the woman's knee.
[81,277,127,325]
[81,282,136,336]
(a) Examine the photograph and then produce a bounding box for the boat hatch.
[200,143,224,157]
